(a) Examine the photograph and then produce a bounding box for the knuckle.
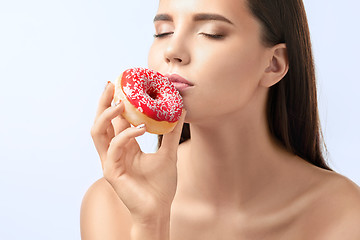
[102,106,118,121]
[109,134,122,147]
[102,106,112,115]
[109,129,130,147]
[118,128,134,139]
[90,125,99,137]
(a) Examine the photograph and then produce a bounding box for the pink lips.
[165,74,194,92]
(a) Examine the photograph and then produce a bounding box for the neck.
[176,89,295,210]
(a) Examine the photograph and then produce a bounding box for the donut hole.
[147,88,159,100]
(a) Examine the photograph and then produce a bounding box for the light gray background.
[0,0,359,239]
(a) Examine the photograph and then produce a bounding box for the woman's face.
[148,0,271,124]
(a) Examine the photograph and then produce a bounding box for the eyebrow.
[194,13,234,25]
[153,14,172,22]
[153,13,234,25]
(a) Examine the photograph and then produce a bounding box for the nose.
[164,36,191,65]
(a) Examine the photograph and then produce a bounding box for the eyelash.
[153,32,174,38]
[153,32,225,40]
[200,33,225,40]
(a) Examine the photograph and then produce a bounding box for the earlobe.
[260,43,289,88]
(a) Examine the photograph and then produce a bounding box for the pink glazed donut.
[113,68,183,134]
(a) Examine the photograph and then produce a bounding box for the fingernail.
[104,81,111,90]
[111,99,121,107]
[136,124,145,129]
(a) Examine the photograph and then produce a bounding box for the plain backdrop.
[0,0,359,239]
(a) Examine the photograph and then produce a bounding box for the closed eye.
[153,32,174,38]
[200,33,225,40]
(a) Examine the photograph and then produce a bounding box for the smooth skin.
[81,0,360,239]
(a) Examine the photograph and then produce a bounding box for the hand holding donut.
[90,69,185,237]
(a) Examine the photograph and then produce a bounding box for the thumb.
[159,110,187,155]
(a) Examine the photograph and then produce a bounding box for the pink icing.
[121,68,183,123]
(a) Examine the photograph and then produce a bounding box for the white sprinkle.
[136,123,145,129]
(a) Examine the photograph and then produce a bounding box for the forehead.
[157,0,260,36]
[157,0,252,23]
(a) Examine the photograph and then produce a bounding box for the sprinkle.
[136,123,146,129]
[120,68,183,122]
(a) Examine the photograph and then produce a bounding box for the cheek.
[200,42,264,98]
[188,41,266,118]
[203,39,264,81]
[148,43,162,71]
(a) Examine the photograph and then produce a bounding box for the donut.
[113,67,183,134]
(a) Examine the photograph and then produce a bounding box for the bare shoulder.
[80,177,132,240]
[301,169,360,239]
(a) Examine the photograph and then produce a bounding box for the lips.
[165,73,194,92]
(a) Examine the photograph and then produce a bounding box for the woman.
[81,0,360,239]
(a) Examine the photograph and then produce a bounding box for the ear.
[260,43,289,88]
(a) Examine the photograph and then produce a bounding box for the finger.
[91,102,125,160]
[92,101,124,137]
[104,126,146,176]
[159,110,187,155]
[112,115,131,136]
[95,82,115,121]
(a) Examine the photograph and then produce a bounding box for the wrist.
[131,213,171,240]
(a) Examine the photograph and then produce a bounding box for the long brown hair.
[159,0,331,170]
